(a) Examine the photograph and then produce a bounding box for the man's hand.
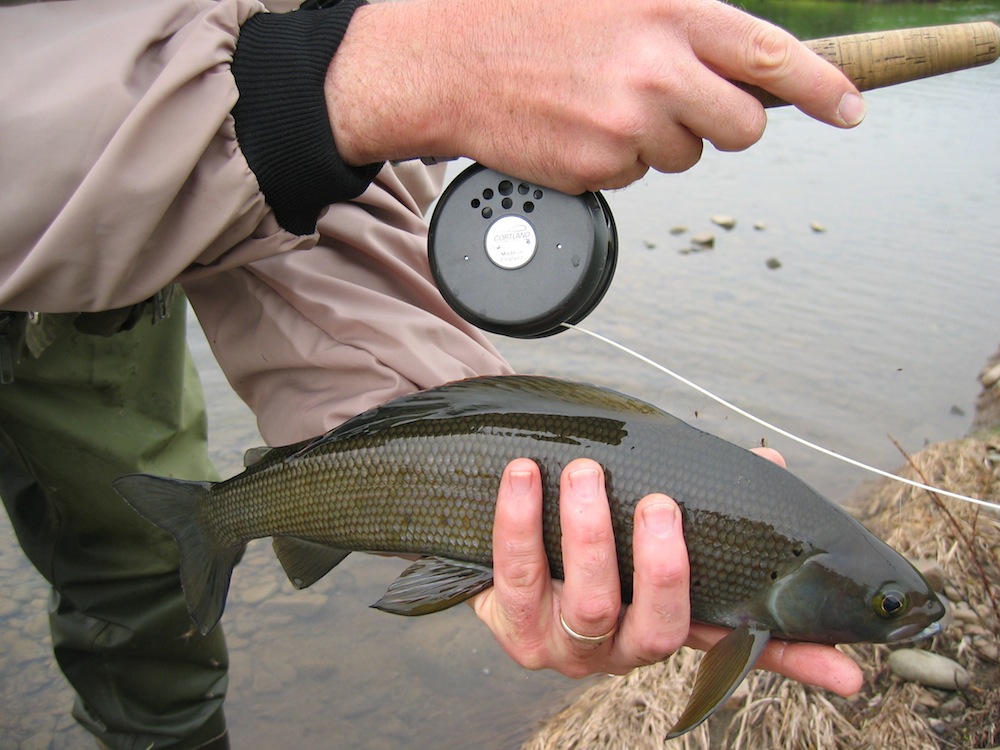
[327,0,865,192]
[471,453,865,697]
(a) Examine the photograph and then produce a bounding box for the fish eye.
[873,588,909,618]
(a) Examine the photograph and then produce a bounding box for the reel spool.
[428,163,618,338]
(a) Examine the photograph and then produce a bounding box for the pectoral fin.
[667,626,771,739]
[372,557,495,616]
[272,537,352,589]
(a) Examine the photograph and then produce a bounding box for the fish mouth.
[889,619,943,644]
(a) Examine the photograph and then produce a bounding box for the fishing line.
[564,323,1000,512]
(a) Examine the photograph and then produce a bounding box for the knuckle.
[670,140,704,173]
[643,557,688,592]
[568,113,644,191]
[500,551,549,593]
[559,661,597,679]
[745,24,794,78]
[632,627,685,663]
[509,642,550,672]
[568,599,620,632]
[715,107,766,153]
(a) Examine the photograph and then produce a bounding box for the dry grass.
[522,435,1000,750]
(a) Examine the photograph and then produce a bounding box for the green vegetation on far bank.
[741,0,1000,39]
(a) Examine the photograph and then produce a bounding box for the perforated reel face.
[428,164,618,338]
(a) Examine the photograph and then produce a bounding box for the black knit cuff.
[232,3,383,236]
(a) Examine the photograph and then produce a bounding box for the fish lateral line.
[564,324,999,513]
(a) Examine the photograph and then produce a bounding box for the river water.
[2,2,998,748]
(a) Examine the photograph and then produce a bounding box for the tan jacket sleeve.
[0,0,332,312]
[1,0,508,441]
[184,161,513,445]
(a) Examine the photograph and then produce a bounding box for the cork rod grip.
[745,21,1000,108]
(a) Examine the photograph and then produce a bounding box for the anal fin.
[667,626,771,739]
[372,557,495,616]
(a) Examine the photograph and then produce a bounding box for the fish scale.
[114,374,944,738]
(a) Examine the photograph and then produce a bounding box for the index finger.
[690,3,866,127]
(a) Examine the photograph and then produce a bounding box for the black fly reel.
[428,163,618,338]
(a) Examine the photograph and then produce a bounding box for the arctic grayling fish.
[114,375,945,738]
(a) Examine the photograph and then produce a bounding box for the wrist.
[325,0,472,165]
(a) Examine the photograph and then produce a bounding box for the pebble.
[710,214,737,230]
[912,559,946,593]
[809,221,827,233]
[980,361,1000,388]
[753,221,766,231]
[888,649,970,690]
[973,636,999,662]
[914,689,940,710]
[669,225,688,235]
[724,681,750,710]
[939,695,966,715]
[690,232,715,249]
[765,257,782,270]
[952,602,980,624]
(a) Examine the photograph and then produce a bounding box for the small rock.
[980,361,1000,388]
[724,681,750,710]
[809,221,827,233]
[944,584,962,602]
[939,695,966,716]
[765,257,782,270]
[753,221,766,231]
[888,649,970,690]
[643,239,657,249]
[690,232,715,249]
[914,689,940,710]
[669,225,688,235]
[973,636,999,662]
[710,214,737,230]
[912,559,946,593]
[952,602,980,624]
[950,404,965,417]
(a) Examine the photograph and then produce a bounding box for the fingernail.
[643,501,679,538]
[838,92,866,126]
[568,467,600,500]
[510,469,533,497]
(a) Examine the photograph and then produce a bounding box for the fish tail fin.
[113,474,243,635]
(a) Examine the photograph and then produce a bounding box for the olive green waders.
[0,296,229,749]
